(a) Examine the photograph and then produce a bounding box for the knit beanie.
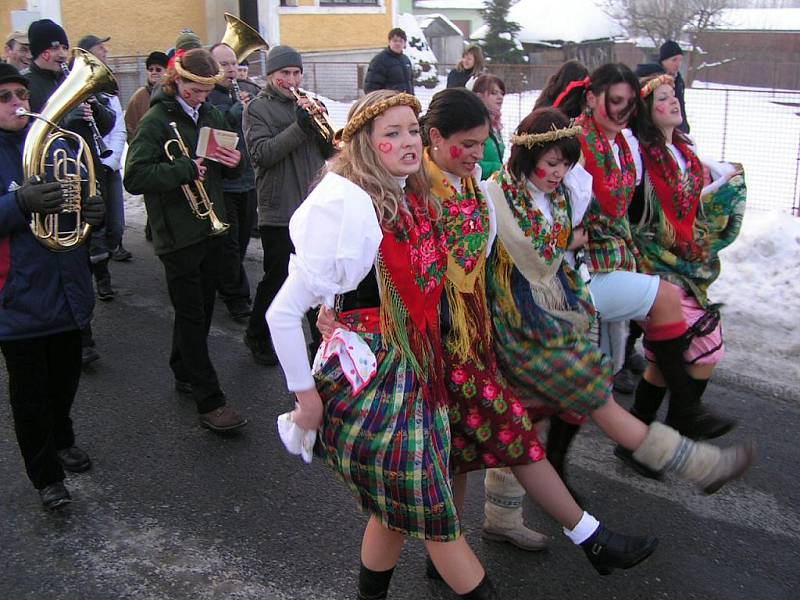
[0,63,28,87]
[175,30,202,52]
[266,45,302,75]
[28,19,69,59]
[659,40,683,63]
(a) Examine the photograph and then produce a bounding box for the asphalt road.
[1,222,798,600]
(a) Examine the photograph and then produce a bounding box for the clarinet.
[231,78,242,102]
[60,61,112,159]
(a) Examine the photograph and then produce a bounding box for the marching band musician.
[123,47,248,434]
[0,63,105,509]
[242,45,334,365]
[24,19,117,364]
[208,42,256,321]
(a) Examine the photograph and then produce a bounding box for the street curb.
[713,366,797,404]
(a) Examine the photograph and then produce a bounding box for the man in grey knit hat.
[242,45,334,365]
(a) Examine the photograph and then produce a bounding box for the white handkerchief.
[276,412,316,464]
[311,327,377,395]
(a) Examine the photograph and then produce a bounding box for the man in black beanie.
[241,45,334,365]
[659,40,689,133]
[26,19,116,365]
[0,62,105,509]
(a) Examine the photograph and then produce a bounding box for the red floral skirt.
[446,351,546,475]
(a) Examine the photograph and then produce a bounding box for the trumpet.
[164,122,230,237]
[60,58,112,159]
[290,87,336,144]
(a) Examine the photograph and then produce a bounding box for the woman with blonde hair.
[267,90,496,599]
[447,44,485,89]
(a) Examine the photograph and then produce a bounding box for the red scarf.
[641,137,704,245]
[576,114,637,219]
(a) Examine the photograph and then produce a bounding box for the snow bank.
[712,210,800,388]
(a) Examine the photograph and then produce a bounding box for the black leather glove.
[81,194,106,227]
[15,176,65,214]
[295,105,314,134]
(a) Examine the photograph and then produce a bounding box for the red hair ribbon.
[552,76,590,109]
[167,48,186,70]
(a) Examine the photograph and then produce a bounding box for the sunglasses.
[0,88,30,103]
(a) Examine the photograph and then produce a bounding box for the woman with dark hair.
[548,63,738,465]
[616,74,747,477]
[483,106,754,512]
[473,74,506,180]
[447,45,485,89]
[534,60,589,118]
[419,89,658,577]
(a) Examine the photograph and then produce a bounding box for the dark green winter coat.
[124,89,241,255]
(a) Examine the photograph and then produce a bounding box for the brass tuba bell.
[220,12,269,64]
[19,48,118,251]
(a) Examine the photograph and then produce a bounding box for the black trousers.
[1,329,82,489]
[218,189,256,304]
[246,225,320,345]
[159,237,226,414]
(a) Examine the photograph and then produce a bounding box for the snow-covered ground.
[711,210,800,396]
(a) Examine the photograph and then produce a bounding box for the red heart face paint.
[655,105,667,114]
[449,145,463,159]
[377,142,393,154]
[534,167,547,178]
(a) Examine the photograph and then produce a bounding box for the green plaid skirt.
[487,257,612,416]
[314,308,460,542]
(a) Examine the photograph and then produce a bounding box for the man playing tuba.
[0,63,105,509]
[124,47,248,434]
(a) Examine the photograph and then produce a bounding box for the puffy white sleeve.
[477,176,498,255]
[622,128,643,185]
[266,172,383,392]
[564,163,593,228]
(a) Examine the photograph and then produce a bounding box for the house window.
[319,0,379,5]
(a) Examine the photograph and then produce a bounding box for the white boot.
[482,468,548,551]
[633,422,755,494]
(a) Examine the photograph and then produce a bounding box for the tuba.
[18,48,118,251]
[220,12,269,102]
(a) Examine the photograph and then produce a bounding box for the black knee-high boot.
[547,416,583,503]
[614,379,668,480]
[649,336,735,440]
[459,575,498,600]
[357,564,395,600]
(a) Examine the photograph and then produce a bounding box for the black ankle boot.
[546,417,583,503]
[648,336,735,441]
[580,524,658,576]
[357,564,394,600]
[459,575,497,599]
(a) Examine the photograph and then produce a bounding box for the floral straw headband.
[511,122,583,149]
[640,74,674,99]
[341,93,422,143]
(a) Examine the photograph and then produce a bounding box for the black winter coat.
[363,48,414,95]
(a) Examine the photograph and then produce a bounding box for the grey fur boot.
[633,422,755,494]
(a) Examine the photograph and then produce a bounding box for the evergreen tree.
[480,0,526,64]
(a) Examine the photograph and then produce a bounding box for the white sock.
[563,511,600,545]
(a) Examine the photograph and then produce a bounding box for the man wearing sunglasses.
[0,63,105,510]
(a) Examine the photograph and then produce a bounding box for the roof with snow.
[414,0,485,10]
[417,13,464,36]
[471,0,624,45]
[710,8,800,32]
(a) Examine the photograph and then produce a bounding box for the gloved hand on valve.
[81,194,106,227]
[15,176,65,214]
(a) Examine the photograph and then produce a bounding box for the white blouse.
[266,172,384,392]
